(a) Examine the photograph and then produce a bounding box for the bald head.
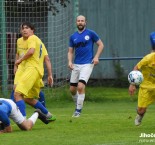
[76,15,86,31]
[76,15,86,21]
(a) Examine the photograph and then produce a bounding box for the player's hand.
[15,59,22,65]
[68,62,74,70]
[48,75,53,87]
[92,57,99,65]
[128,84,136,96]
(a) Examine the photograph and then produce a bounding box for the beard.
[77,25,85,31]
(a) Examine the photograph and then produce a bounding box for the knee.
[14,92,22,101]
[77,83,85,94]
[69,86,77,95]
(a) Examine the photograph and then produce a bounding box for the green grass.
[1,87,155,145]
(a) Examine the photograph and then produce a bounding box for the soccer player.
[128,32,155,126]
[14,22,55,122]
[0,98,48,133]
[68,15,104,117]
[10,24,46,111]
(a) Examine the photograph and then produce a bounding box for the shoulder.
[17,37,23,42]
[150,32,155,39]
[143,53,155,60]
[85,29,99,38]
[85,29,97,34]
[28,35,39,41]
[70,31,78,38]
[150,32,155,36]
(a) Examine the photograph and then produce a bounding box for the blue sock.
[39,91,46,107]
[34,101,48,115]
[16,100,26,117]
[10,90,15,102]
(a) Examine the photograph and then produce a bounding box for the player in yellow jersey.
[129,32,155,126]
[11,25,47,117]
[14,22,55,123]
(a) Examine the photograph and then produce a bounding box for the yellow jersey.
[137,52,155,89]
[24,35,48,77]
[16,37,28,70]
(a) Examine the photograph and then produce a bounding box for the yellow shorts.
[138,87,155,108]
[14,68,24,85]
[15,67,42,98]
[28,79,44,98]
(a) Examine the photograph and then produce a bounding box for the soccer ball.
[128,70,144,85]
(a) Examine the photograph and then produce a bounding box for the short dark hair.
[21,22,35,31]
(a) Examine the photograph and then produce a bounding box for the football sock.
[39,91,46,107]
[72,92,78,104]
[10,90,15,102]
[76,93,85,111]
[34,101,48,115]
[28,112,39,124]
[16,100,26,117]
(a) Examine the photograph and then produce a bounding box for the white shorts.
[6,99,25,125]
[70,64,94,85]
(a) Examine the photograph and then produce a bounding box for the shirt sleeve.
[90,30,100,43]
[69,36,74,48]
[0,110,10,127]
[137,55,148,70]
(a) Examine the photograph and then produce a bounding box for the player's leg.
[25,98,56,123]
[72,64,94,117]
[14,92,26,117]
[11,90,46,107]
[18,112,39,130]
[135,88,154,126]
[39,91,46,107]
[69,64,79,104]
[135,107,146,126]
[10,90,15,102]
[14,68,39,118]
[73,82,85,117]
[13,68,27,117]
[9,99,41,130]
[25,79,56,123]
[70,85,78,104]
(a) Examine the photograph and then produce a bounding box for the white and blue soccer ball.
[128,70,144,85]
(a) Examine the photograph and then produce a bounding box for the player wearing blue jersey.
[0,98,48,133]
[68,15,104,117]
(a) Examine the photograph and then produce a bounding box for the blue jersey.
[0,99,12,126]
[69,29,100,64]
[150,32,155,47]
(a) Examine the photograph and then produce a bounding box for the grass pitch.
[1,87,155,145]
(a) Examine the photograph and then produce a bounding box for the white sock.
[72,92,78,104]
[76,94,85,110]
[28,112,39,125]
